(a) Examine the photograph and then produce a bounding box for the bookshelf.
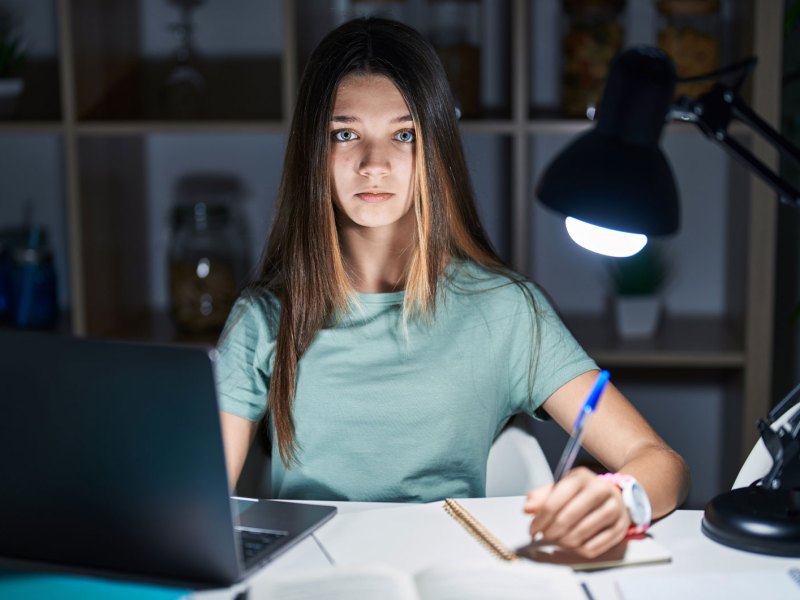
[0,0,784,505]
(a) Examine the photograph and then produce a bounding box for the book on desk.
[259,560,585,600]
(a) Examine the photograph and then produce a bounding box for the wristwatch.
[599,473,652,535]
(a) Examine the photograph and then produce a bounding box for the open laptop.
[0,330,336,588]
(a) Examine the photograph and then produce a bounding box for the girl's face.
[329,74,416,233]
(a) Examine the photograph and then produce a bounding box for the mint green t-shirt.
[215,260,596,502]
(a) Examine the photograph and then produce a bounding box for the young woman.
[216,17,689,559]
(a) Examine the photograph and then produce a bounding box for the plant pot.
[0,78,24,117]
[614,295,662,339]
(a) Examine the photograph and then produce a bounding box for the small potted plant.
[0,18,27,117]
[607,244,670,338]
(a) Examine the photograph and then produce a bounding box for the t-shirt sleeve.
[508,283,598,417]
[214,294,277,422]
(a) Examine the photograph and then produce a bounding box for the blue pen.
[552,370,610,481]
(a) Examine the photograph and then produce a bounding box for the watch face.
[624,480,652,526]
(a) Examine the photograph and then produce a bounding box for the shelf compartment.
[294,0,513,121]
[75,57,282,122]
[564,314,744,369]
[0,133,70,329]
[527,0,754,118]
[70,0,282,123]
[0,59,62,122]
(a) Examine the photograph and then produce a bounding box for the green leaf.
[0,33,26,78]
[606,245,669,296]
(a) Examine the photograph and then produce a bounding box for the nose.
[357,141,391,178]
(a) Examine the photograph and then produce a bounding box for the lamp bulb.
[565,217,647,257]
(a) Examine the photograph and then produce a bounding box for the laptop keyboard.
[237,528,289,567]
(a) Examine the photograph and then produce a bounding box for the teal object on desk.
[0,572,190,600]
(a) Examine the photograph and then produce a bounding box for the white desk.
[583,510,799,599]
[198,500,799,600]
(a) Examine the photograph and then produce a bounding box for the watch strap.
[598,472,651,536]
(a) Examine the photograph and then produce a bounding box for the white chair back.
[486,425,553,497]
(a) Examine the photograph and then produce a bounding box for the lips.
[356,192,394,203]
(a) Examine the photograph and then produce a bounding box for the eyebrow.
[330,114,413,124]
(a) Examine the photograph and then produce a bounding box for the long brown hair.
[255,18,519,465]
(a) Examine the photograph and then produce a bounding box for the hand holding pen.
[524,370,634,559]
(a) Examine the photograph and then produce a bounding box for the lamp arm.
[755,380,800,490]
[670,84,800,206]
[717,134,800,207]
[731,94,800,165]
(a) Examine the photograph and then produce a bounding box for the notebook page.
[456,496,672,570]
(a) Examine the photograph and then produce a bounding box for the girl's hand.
[523,467,630,558]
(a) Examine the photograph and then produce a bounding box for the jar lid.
[176,174,243,205]
[13,246,52,265]
[172,201,231,228]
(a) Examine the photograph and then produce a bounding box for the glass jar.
[657,0,722,99]
[429,0,481,118]
[561,0,626,118]
[168,200,243,334]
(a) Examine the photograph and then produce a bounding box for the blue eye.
[333,130,358,142]
[395,130,416,143]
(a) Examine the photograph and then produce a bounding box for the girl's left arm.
[523,369,690,558]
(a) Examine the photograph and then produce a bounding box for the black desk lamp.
[535,45,800,557]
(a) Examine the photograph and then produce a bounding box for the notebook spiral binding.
[443,498,519,562]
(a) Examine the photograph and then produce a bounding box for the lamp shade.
[536,46,681,237]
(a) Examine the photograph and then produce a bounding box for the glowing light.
[565,217,647,257]
[196,258,210,279]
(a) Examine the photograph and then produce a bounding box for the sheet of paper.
[616,569,800,600]
[314,503,495,573]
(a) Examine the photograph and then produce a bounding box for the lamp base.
[702,487,800,556]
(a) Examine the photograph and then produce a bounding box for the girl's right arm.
[220,411,258,492]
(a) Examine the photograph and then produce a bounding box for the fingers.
[525,468,598,537]
[559,494,627,555]
[523,483,553,514]
[523,468,631,558]
[577,513,630,558]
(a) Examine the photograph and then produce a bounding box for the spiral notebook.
[314,497,671,574]
[442,498,672,571]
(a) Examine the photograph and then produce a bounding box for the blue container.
[0,245,11,321]
[10,246,58,329]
